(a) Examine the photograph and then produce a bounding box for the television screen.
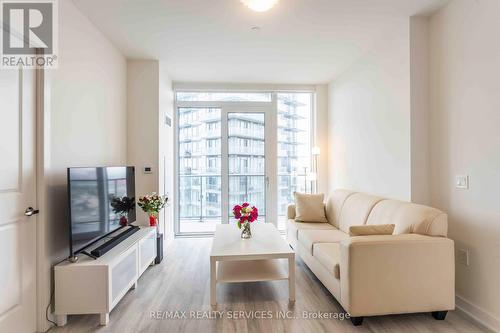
[67,166,136,256]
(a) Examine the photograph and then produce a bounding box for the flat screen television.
[67,166,136,257]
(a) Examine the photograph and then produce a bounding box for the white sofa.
[286,189,455,326]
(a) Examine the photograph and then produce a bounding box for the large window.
[178,107,222,233]
[176,92,272,102]
[276,93,312,230]
[175,91,313,234]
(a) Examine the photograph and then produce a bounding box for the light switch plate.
[458,248,470,266]
[456,175,469,189]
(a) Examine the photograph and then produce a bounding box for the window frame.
[173,87,316,237]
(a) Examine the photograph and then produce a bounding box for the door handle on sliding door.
[24,207,39,216]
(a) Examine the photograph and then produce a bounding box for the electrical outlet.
[456,175,469,189]
[458,248,470,266]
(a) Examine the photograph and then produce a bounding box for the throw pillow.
[294,192,328,223]
[349,224,395,236]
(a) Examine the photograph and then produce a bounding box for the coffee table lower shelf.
[217,259,288,283]
[209,224,295,306]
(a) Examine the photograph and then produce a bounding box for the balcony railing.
[179,174,266,222]
[228,147,264,155]
[201,112,221,122]
[179,175,221,222]
[228,126,264,139]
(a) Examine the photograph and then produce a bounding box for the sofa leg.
[350,316,364,326]
[431,311,448,320]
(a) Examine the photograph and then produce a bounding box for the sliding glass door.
[225,108,276,225]
[178,107,222,233]
[175,92,312,236]
[176,101,275,234]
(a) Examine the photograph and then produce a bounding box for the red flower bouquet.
[232,203,258,238]
[138,193,168,229]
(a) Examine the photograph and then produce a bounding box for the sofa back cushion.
[338,193,383,234]
[325,189,355,228]
[365,199,404,225]
[367,199,448,237]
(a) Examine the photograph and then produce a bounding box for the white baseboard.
[455,295,500,333]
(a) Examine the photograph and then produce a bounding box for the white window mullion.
[221,109,229,224]
[266,94,278,227]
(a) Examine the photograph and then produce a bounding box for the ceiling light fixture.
[241,0,279,12]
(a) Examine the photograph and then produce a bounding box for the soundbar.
[90,226,140,257]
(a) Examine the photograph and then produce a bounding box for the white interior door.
[0,68,37,333]
[221,105,277,226]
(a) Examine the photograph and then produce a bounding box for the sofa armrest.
[287,204,296,220]
[339,234,455,316]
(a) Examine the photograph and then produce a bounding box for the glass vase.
[241,222,252,239]
[149,215,157,227]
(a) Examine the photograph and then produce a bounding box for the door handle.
[24,207,39,216]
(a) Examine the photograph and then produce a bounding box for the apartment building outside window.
[175,91,313,234]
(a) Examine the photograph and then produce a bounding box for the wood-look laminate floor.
[49,238,487,333]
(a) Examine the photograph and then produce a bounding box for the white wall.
[429,0,500,329]
[41,0,127,330]
[127,60,174,237]
[410,16,431,205]
[315,84,329,195]
[127,60,159,224]
[410,17,431,205]
[328,26,411,200]
[159,62,175,239]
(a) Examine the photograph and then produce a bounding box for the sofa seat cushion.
[298,229,350,254]
[313,243,341,279]
[287,219,335,240]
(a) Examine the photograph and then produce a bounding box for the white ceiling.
[72,0,449,84]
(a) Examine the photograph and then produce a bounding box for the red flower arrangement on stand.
[232,203,258,239]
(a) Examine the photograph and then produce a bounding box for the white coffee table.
[209,223,295,306]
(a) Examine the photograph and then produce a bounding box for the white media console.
[54,226,157,326]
